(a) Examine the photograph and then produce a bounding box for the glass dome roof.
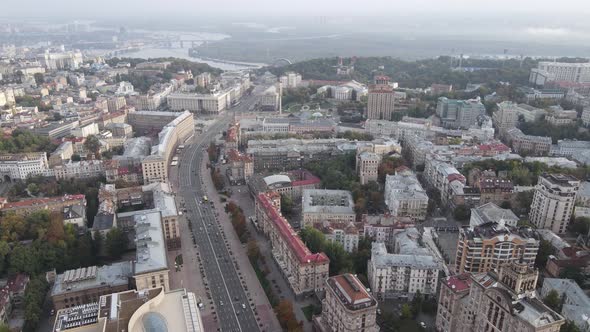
[141,312,168,332]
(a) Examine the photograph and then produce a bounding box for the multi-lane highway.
[177,96,261,332]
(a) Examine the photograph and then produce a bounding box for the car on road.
[241,303,246,309]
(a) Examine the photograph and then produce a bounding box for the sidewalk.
[227,185,319,331]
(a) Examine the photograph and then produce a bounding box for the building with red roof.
[255,192,329,296]
[0,194,86,217]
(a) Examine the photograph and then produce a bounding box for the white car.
[241,303,246,309]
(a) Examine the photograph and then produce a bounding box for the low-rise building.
[53,160,104,180]
[0,274,29,327]
[255,192,329,296]
[384,168,428,221]
[50,262,132,310]
[0,152,49,181]
[0,194,86,217]
[540,278,590,331]
[505,127,552,156]
[49,141,74,167]
[226,149,253,185]
[313,274,379,332]
[469,203,519,228]
[167,90,231,113]
[247,169,321,199]
[302,189,356,227]
[314,221,359,253]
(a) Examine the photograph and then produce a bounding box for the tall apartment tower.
[529,173,580,234]
[367,75,396,121]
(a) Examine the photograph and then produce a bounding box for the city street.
[173,93,279,332]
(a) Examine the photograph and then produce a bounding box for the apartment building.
[384,168,428,221]
[140,111,194,184]
[540,278,590,331]
[473,176,514,206]
[529,173,580,234]
[0,194,86,217]
[313,274,379,332]
[505,128,552,156]
[314,221,359,253]
[247,169,321,199]
[260,84,281,112]
[436,261,564,332]
[255,192,329,296]
[455,222,540,274]
[356,151,381,185]
[0,152,49,181]
[368,241,441,299]
[53,160,104,180]
[302,189,356,227]
[367,81,396,120]
[49,141,74,167]
[493,101,520,131]
[280,72,302,88]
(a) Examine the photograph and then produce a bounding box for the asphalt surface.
[177,96,261,332]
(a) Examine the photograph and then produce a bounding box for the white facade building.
[530,173,580,234]
[384,169,428,220]
[0,152,49,181]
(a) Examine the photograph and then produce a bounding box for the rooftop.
[443,274,472,293]
[470,203,518,227]
[371,242,440,270]
[302,189,355,216]
[257,193,329,265]
[51,262,132,297]
[327,274,376,311]
[118,210,168,275]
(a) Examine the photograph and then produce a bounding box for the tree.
[560,267,585,285]
[275,299,300,331]
[93,231,104,256]
[570,217,590,236]
[400,303,413,319]
[280,194,294,217]
[105,228,128,259]
[560,321,582,332]
[33,73,44,85]
[453,205,471,222]
[535,239,556,268]
[84,135,101,156]
[543,290,561,312]
[45,213,66,244]
[300,227,326,253]
[0,241,9,275]
[247,240,260,262]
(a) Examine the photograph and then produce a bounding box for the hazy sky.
[3,0,590,17]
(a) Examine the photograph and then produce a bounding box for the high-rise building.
[356,151,381,185]
[530,61,590,85]
[455,222,539,274]
[313,273,379,332]
[493,101,520,131]
[279,71,302,88]
[529,173,580,234]
[367,75,396,120]
[436,261,564,332]
[436,97,486,129]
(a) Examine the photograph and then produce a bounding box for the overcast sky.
[3,0,590,16]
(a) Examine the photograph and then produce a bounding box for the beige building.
[107,96,127,112]
[49,141,74,167]
[367,86,396,121]
[255,192,329,296]
[280,71,302,88]
[0,152,49,181]
[437,261,564,332]
[455,222,540,274]
[52,287,204,332]
[493,101,520,131]
[530,173,580,234]
[356,151,381,185]
[53,160,104,180]
[302,189,356,227]
[313,274,379,332]
[140,111,194,184]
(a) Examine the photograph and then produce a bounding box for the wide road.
[178,99,260,332]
